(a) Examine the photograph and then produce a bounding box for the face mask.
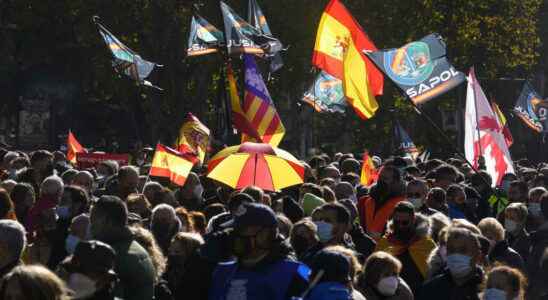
[56,206,71,219]
[377,276,399,296]
[529,203,541,217]
[68,273,97,299]
[483,288,507,300]
[408,197,423,209]
[65,234,81,255]
[439,245,447,262]
[446,253,472,278]
[314,221,333,243]
[504,219,520,233]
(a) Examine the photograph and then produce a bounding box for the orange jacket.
[358,195,404,238]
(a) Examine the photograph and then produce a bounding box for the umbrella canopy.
[207,142,304,191]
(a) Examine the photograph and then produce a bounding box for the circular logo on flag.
[383,41,434,86]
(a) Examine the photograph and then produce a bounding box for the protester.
[0,220,26,277]
[406,179,437,216]
[526,187,546,232]
[150,204,182,255]
[482,265,526,300]
[504,203,531,262]
[305,249,354,300]
[65,213,90,255]
[10,182,35,224]
[426,187,448,215]
[290,219,320,261]
[477,217,524,270]
[527,192,548,300]
[0,264,71,300]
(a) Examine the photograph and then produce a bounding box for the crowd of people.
[0,147,547,300]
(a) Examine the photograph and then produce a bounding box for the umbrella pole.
[253,154,258,186]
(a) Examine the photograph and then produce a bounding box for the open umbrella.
[207,142,304,191]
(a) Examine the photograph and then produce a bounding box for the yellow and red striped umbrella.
[207,142,304,191]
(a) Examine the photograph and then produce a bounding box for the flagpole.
[471,69,484,159]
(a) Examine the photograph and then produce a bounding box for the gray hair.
[0,220,27,263]
[40,175,64,198]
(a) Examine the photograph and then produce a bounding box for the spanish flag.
[491,102,514,147]
[175,113,210,164]
[360,151,378,186]
[150,144,194,186]
[312,0,383,120]
[66,131,86,165]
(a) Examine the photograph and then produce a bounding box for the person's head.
[60,169,78,186]
[504,203,528,235]
[90,195,128,241]
[117,166,139,197]
[0,189,15,220]
[65,214,90,255]
[321,166,341,181]
[290,219,319,257]
[227,192,254,214]
[2,151,19,170]
[426,187,447,213]
[433,165,458,190]
[470,171,493,194]
[446,184,466,205]
[130,226,166,283]
[324,245,362,283]
[203,203,226,222]
[96,160,119,178]
[0,180,17,195]
[341,158,360,175]
[406,179,428,209]
[0,265,71,300]
[62,240,117,299]
[478,217,505,253]
[241,185,265,204]
[445,227,481,278]
[72,171,94,195]
[377,165,403,195]
[358,251,402,297]
[178,172,201,200]
[168,232,204,268]
[334,181,356,202]
[508,180,528,203]
[276,214,292,239]
[126,193,152,219]
[500,173,518,192]
[310,249,351,285]
[390,201,416,241]
[189,211,206,235]
[174,206,194,232]
[58,185,88,221]
[231,203,278,266]
[30,150,54,173]
[0,220,26,271]
[528,187,547,217]
[11,156,30,171]
[151,204,181,239]
[10,183,35,220]
[429,212,450,244]
[143,181,163,207]
[299,183,324,202]
[312,202,351,245]
[40,175,64,202]
[484,266,527,300]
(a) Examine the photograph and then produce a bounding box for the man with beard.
[357,165,406,238]
[376,201,436,295]
[208,203,309,300]
[90,195,154,300]
[60,240,120,300]
[150,204,182,255]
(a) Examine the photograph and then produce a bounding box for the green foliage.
[0,0,543,156]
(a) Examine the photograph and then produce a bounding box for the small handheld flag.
[150,144,194,186]
[67,131,87,165]
[175,113,210,164]
[360,151,378,186]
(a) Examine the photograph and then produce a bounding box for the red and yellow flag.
[175,113,210,164]
[150,144,194,186]
[360,151,378,186]
[67,131,86,164]
[227,63,261,142]
[312,0,383,120]
[491,102,514,147]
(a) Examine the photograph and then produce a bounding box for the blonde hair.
[130,225,166,283]
[486,265,527,300]
[358,251,402,288]
[451,218,481,235]
[478,217,505,242]
[0,265,71,300]
[505,203,528,223]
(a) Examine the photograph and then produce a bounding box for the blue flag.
[187,15,225,57]
[514,81,547,133]
[302,71,347,113]
[394,121,419,159]
[248,0,284,72]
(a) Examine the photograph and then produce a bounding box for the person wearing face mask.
[477,218,524,270]
[406,179,437,216]
[358,166,406,239]
[503,203,531,263]
[290,220,320,261]
[208,203,310,300]
[150,204,182,255]
[527,192,548,300]
[526,187,546,232]
[356,251,414,300]
[446,184,478,223]
[376,201,436,295]
[65,213,91,256]
[59,240,120,300]
[419,227,484,300]
[481,266,526,300]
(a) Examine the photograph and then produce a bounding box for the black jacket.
[418,268,483,300]
[527,224,548,300]
[488,240,524,271]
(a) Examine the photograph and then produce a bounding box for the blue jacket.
[305,282,351,300]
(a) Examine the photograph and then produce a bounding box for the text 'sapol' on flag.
[365,33,465,105]
[175,113,210,164]
[491,102,513,147]
[150,144,194,186]
[360,151,378,186]
[187,15,225,57]
[67,131,87,165]
[312,0,384,120]
[241,54,285,147]
[514,81,547,133]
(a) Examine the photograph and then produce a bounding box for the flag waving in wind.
[94,17,162,90]
[514,81,547,133]
[175,113,210,164]
[464,68,514,186]
[312,0,383,120]
[187,15,225,57]
[393,120,419,159]
[67,131,87,165]
[150,144,194,186]
[360,151,378,186]
[491,102,513,147]
[241,54,285,146]
[248,0,284,72]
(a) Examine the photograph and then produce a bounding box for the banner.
[365,33,465,105]
[514,81,548,133]
[76,153,130,170]
[248,0,284,72]
[187,15,225,57]
[302,71,347,113]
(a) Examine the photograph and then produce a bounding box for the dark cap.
[229,203,278,230]
[71,240,117,274]
[311,249,351,283]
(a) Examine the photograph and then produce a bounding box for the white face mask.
[504,219,520,233]
[408,197,423,209]
[377,276,399,296]
[446,253,472,278]
[314,221,333,243]
[483,288,507,300]
[68,273,97,299]
[65,234,81,255]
